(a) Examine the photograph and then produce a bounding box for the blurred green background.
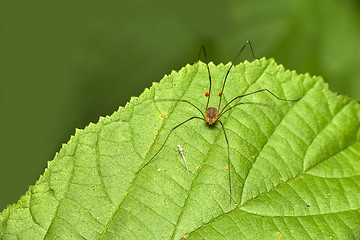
[1,0,359,211]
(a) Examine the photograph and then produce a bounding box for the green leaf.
[1,58,359,239]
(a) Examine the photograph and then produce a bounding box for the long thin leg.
[136,116,204,174]
[218,120,233,204]
[218,40,257,110]
[219,102,280,118]
[219,88,301,116]
[155,99,205,118]
[199,44,213,111]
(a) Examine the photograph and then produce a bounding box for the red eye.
[219,92,222,96]
[205,92,210,97]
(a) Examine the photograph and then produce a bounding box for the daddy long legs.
[136,40,300,203]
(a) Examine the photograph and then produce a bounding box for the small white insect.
[177,145,190,177]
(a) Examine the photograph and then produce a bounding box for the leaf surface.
[1,58,360,239]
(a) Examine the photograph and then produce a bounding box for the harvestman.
[136,41,300,203]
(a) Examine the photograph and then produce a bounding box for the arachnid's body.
[205,107,219,125]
